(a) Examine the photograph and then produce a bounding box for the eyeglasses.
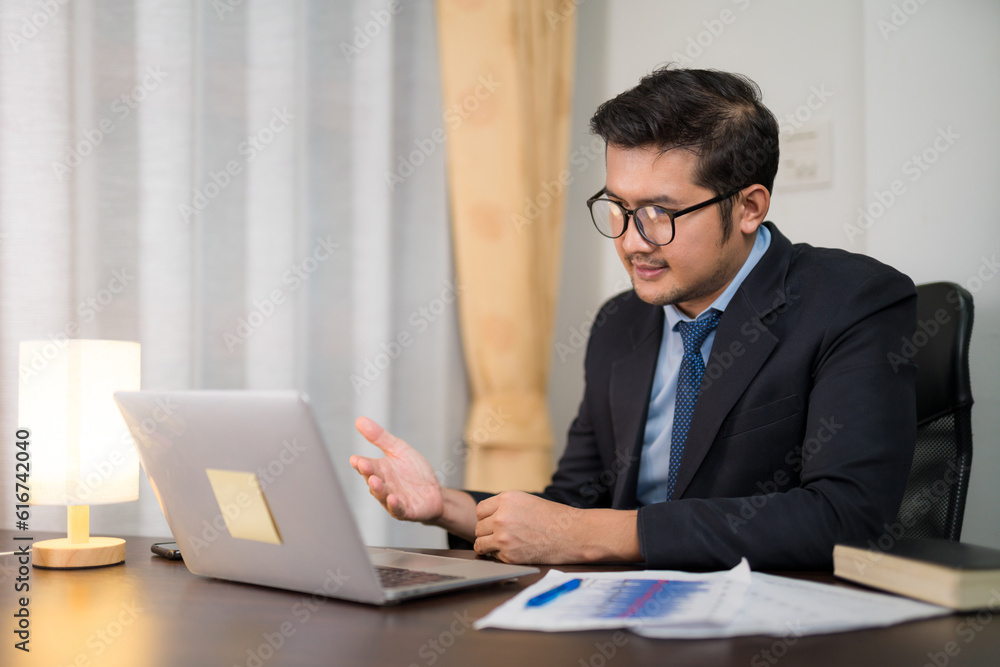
[586,185,747,246]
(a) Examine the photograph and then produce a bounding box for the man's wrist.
[427,487,477,541]
[577,509,641,563]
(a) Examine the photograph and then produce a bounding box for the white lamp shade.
[18,339,141,505]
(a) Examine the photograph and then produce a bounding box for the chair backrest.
[896,282,974,541]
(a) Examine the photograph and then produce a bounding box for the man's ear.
[738,184,770,235]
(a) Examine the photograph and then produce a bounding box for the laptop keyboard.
[375,566,463,589]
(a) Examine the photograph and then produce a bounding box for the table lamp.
[18,339,141,569]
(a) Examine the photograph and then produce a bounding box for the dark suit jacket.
[531,222,918,570]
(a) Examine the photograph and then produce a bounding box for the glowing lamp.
[18,340,141,568]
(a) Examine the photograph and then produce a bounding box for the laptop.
[113,390,537,604]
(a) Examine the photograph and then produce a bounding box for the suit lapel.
[671,222,794,500]
[610,302,663,508]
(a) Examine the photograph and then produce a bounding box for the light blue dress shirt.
[635,225,772,506]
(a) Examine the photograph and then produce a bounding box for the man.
[350,67,916,570]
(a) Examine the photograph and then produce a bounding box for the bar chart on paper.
[475,561,751,632]
[574,579,708,619]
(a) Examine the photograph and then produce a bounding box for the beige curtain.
[436,1,576,491]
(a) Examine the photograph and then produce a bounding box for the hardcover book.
[834,539,1000,611]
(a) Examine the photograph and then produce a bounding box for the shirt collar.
[664,224,772,329]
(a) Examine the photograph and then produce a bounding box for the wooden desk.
[3,530,999,667]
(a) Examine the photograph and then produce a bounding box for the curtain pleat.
[437,0,576,491]
[0,0,465,549]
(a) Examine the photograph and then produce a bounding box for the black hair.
[590,66,779,238]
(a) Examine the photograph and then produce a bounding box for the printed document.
[475,560,950,637]
[475,559,751,632]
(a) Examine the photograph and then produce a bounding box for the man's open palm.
[350,417,444,523]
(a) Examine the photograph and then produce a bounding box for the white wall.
[551,0,1000,548]
[862,0,1000,548]
[605,0,869,252]
[547,0,613,468]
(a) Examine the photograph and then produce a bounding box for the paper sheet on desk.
[474,559,751,632]
[634,572,951,639]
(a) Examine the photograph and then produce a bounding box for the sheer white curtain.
[0,0,466,548]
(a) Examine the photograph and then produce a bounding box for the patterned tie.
[666,309,723,500]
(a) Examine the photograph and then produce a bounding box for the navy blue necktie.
[666,310,722,500]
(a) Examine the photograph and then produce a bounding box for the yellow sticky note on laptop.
[205,469,283,545]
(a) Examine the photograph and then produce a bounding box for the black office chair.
[896,282,974,541]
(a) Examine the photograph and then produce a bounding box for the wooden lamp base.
[32,536,126,569]
[31,505,126,569]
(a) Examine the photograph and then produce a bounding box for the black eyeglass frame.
[586,184,749,246]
